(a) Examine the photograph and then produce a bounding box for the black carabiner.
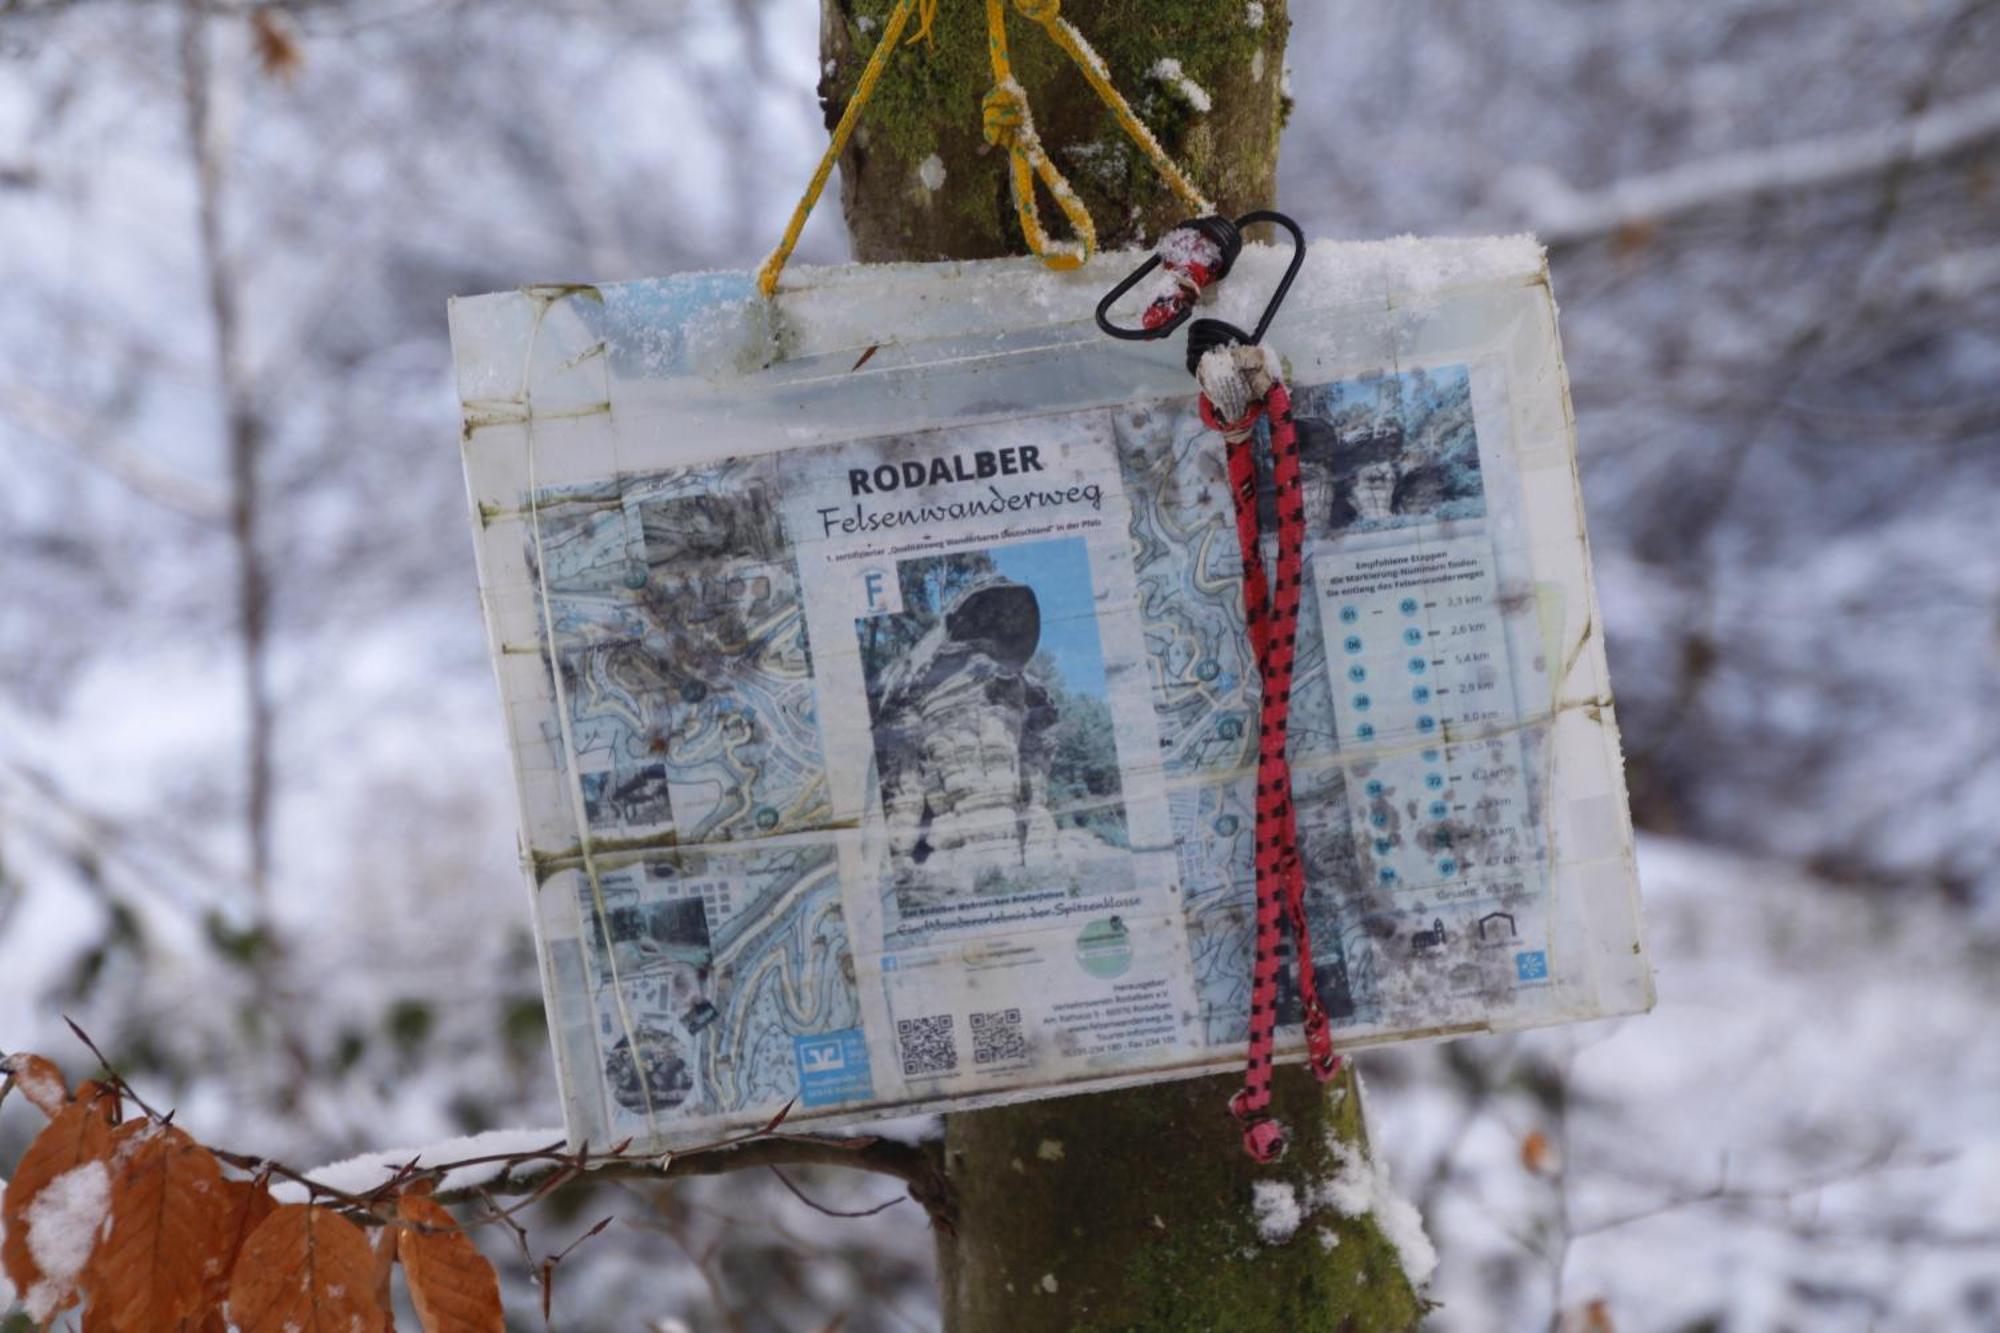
[1179,209,1306,375]
[1093,214,1243,341]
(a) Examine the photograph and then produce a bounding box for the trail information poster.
[450,239,1651,1152]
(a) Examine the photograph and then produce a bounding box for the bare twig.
[768,1165,907,1219]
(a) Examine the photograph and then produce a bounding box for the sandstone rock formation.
[870,577,1066,891]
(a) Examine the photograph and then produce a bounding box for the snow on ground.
[1369,836,2000,1332]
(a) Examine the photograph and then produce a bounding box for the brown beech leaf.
[397,1191,503,1333]
[71,1080,123,1125]
[227,1203,386,1333]
[1520,1129,1562,1177]
[369,1205,400,1332]
[85,1124,230,1333]
[1,1099,115,1316]
[200,1175,279,1314]
[1,1053,70,1118]
[249,7,304,82]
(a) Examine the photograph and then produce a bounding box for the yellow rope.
[1015,1,1211,218]
[983,0,1093,269]
[756,0,921,297]
[757,0,1212,296]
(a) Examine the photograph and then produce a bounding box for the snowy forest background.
[2,0,1997,1329]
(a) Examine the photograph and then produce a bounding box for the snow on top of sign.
[624,233,1542,324]
[452,234,1546,389]
[728,233,1545,369]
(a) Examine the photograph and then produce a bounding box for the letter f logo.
[864,569,885,611]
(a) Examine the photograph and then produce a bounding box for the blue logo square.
[1515,950,1549,982]
[794,1027,874,1108]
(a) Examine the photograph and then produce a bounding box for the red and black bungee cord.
[1099,212,1340,1162]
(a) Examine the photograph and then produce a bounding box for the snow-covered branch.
[1510,86,2000,245]
[260,1123,951,1222]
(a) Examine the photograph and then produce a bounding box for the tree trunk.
[820,3,1427,1329]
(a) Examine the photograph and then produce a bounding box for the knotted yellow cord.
[1008,0,1211,222]
[982,0,1092,270]
[756,0,1215,297]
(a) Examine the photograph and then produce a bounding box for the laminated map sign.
[448,236,1651,1153]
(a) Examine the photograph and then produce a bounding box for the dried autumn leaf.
[199,1175,278,1316]
[1520,1129,1562,1176]
[370,1216,400,1333]
[86,1124,230,1333]
[1,1099,114,1317]
[71,1080,123,1125]
[397,1191,503,1333]
[228,1203,385,1333]
[1,1054,69,1118]
[249,6,304,82]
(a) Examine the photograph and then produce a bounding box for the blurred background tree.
[2,0,1996,1328]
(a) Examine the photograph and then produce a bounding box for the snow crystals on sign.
[449,236,1650,1153]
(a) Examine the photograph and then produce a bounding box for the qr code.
[970,1008,1028,1066]
[896,1014,958,1077]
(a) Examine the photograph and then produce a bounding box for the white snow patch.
[917,153,946,192]
[1249,48,1265,84]
[272,1127,565,1201]
[1035,1138,1065,1162]
[1039,1272,1058,1293]
[1156,225,1221,270]
[1149,58,1212,113]
[2,1057,66,1116]
[1251,1180,1302,1244]
[1312,1140,1437,1288]
[840,1114,942,1146]
[1244,2,1266,29]
[22,1160,111,1321]
[1316,1227,1340,1252]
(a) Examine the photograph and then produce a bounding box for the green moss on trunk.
[824,0,1291,262]
[939,1066,1424,1333]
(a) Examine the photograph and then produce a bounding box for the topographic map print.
[1114,393,1367,1045]
[529,456,831,846]
[580,841,862,1125]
